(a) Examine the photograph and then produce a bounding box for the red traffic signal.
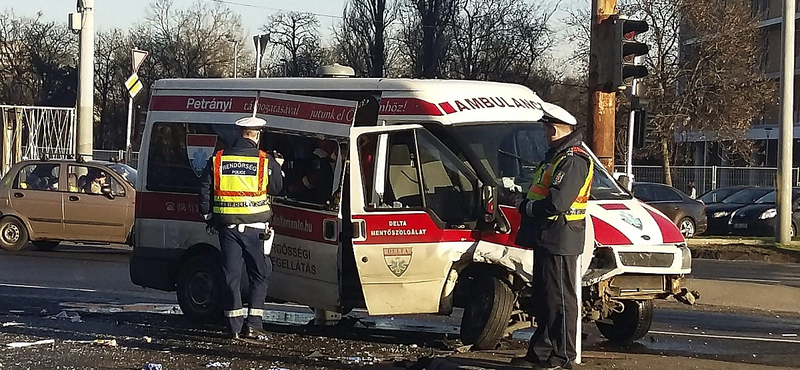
[614,17,649,90]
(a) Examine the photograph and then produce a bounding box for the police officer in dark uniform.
[511,103,594,370]
[198,116,284,340]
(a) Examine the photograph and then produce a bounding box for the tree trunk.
[662,139,673,186]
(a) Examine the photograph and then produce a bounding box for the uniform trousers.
[218,225,272,334]
[528,251,579,368]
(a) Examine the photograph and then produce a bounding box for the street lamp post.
[232,41,238,78]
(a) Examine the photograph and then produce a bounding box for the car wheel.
[0,217,29,251]
[177,254,224,323]
[32,241,59,251]
[678,217,695,238]
[596,299,654,345]
[792,223,796,238]
[460,275,515,350]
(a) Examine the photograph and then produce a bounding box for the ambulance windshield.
[448,123,632,204]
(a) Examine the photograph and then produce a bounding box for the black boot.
[241,325,269,339]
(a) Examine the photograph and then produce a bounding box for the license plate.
[733,223,748,229]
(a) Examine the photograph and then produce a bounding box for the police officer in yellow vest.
[512,103,593,370]
[198,116,283,340]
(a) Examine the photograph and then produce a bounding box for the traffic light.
[614,16,649,90]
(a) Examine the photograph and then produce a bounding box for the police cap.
[540,102,577,126]
[235,116,267,128]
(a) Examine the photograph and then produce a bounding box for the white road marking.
[651,330,800,344]
[0,283,96,293]
[719,278,783,284]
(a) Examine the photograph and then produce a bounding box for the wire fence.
[615,165,800,195]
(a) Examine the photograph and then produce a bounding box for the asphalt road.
[1,245,799,369]
[692,258,800,288]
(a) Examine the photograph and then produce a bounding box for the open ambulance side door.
[348,125,483,315]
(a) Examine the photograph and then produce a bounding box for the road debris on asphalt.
[143,336,153,343]
[781,333,798,337]
[49,310,82,323]
[8,310,23,314]
[69,339,118,347]
[6,339,55,348]
[1,322,24,327]
[142,363,163,370]
[205,361,230,368]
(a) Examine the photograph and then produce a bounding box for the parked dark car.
[698,185,754,205]
[703,187,774,236]
[631,182,708,238]
[728,188,800,237]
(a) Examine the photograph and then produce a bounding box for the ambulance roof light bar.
[316,64,355,78]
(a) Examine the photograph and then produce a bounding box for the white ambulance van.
[130,76,694,349]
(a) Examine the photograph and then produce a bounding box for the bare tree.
[333,0,398,77]
[141,0,244,79]
[630,0,776,184]
[448,0,555,83]
[0,11,77,106]
[397,0,460,78]
[261,12,322,77]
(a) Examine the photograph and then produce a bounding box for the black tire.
[177,254,224,323]
[678,217,695,238]
[596,299,653,345]
[0,217,29,251]
[460,275,515,350]
[32,241,59,251]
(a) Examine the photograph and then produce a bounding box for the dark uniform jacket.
[198,138,284,225]
[515,131,591,255]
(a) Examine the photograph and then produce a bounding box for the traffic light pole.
[588,0,617,173]
[626,80,637,179]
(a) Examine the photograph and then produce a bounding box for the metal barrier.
[615,165,800,195]
[1,105,75,174]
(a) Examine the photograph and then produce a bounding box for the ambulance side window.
[146,122,238,194]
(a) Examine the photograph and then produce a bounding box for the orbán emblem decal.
[621,211,643,230]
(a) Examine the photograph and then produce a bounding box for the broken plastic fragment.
[6,339,55,348]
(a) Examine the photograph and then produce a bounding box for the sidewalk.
[685,278,800,314]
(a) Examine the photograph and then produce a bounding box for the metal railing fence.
[615,165,800,195]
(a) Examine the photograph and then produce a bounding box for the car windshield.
[445,122,631,205]
[699,187,744,204]
[755,189,800,204]
[106,163,137,186]
[722,188,772,204]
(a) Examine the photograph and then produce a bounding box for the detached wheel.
[678,217,695,238]
[177,254,223,323]
[596,299,653,345]
[460,275,514,350]
[0,217,29,251]
[32,241,59,251]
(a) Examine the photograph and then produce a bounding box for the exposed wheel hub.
[2,224,20,244]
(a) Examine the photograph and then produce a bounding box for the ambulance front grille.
[618,252,674,268]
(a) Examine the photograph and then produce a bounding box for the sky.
[4,0,583,67]
[4,0,347,42]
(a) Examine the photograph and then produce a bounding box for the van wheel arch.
[176,246,224,323]
[454,263,520,350]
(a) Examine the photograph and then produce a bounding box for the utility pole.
[777,0,795,243]
[587,0,618,173]
[73,0,94,161]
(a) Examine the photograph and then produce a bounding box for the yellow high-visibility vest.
[212,150,271,216]
[526,146,594,221]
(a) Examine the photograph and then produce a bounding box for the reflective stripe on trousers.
[224,308,246,318]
